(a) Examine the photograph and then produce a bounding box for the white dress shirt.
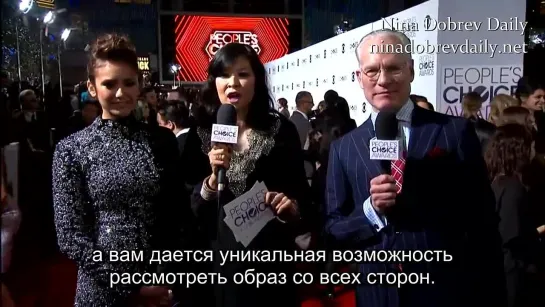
[293,109,308,120]
[175,128,190,138]
[293,110,310,149]
[23,111,37,123]
[363,101,413,231]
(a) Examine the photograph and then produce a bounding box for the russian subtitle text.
[109,272,227,288]
[332,250,452,263]
[149,250,214,264]
[95,249,451,288]
[219,250,326,265]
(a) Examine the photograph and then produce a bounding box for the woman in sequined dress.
[190,43,311,307]
[52,34,192,306]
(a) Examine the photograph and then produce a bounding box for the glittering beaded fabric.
[52,117,163,306]
[197,114,281,197]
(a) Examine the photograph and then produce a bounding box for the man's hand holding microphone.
[370,175,398,214]
[369,111,401,215]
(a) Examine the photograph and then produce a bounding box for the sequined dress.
[53,116,188,306]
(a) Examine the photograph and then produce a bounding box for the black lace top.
[191,113,311,307]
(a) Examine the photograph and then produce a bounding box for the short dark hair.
[295,91,311,106]
[157,100,189,128]
[324,90,338,103]
[142,86,155,95]
[82,99,101,110]
[411,95,434,111]
[462,92,484,117]
[464,91,483,102]
[515,76,544,102]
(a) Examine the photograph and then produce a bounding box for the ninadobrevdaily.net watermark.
[370,39,527,58]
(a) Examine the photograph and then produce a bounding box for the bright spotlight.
[170,64,180,73]
[19,0,33,14]
[43,11,54,24]
[61,28,71,41]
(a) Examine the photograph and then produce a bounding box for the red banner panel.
[174,15,289,82]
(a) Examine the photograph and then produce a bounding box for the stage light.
[19,0,34,14]
[170,64,180,73]
[43,11,54,24]
[61,28,71,41]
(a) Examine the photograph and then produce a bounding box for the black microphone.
[211,104,238,192]
[372,111,399,174]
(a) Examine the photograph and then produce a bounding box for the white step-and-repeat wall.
[265,0,526,125]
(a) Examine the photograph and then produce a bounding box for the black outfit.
[533,110,545,153]
[12,110,52,152]
[0,94,15,147]
[52,116,193,306]
[60,112,86,137]
[191,113,310,307]
[175,128,210,193]
[468,116,496,153]
[491,176,544,307]
[10,109,57,261]
[148,107,158,126]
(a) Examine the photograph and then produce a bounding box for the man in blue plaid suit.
[324,29,506,307]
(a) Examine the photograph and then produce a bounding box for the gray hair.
[19,89,35,103]
[355,29,412,63]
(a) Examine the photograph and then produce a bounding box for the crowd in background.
[1,33,545,307]
[0,68,204,307]
[275,74,545,307]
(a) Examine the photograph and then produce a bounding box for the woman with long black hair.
[190,43,310,307]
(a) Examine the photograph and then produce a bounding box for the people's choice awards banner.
[265,0,525,125]
[440,65,523,119]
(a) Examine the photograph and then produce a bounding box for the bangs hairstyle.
[201,43,275,131]
[87,33,138,82]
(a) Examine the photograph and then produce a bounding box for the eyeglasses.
[358,62,408,81]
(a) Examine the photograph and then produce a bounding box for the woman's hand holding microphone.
[205,145,299,221]
[207,144,232,190]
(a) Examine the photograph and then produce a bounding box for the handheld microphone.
[370,111,400,174]
[211,104,238,192]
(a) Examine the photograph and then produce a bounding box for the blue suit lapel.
[408,107,441,159]
[355,118,382,179]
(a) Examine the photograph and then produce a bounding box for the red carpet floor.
[301,290,356,307]
[5,254,355,307]
[6,253,77,307]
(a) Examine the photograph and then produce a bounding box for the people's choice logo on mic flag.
[370,138,400,160]
[211,124,239,144]
[223,182,275,247]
